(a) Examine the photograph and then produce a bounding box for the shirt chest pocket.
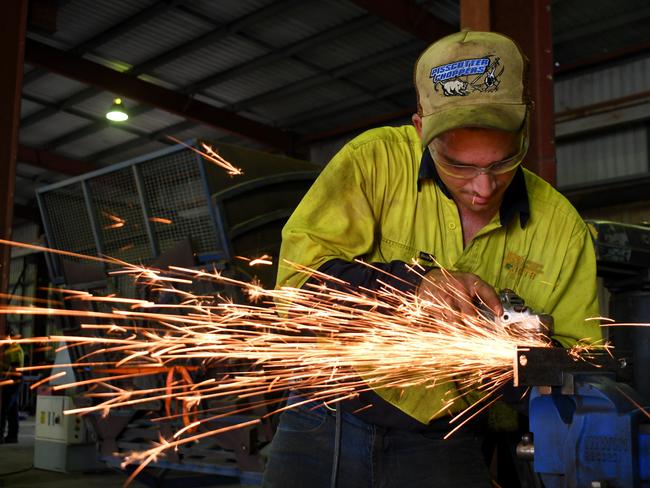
[373,236,418,263]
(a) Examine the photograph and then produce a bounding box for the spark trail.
[0,242,597,484]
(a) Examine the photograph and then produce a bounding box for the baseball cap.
[414,30,530,146]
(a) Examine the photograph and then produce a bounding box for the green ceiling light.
[106,97,129,122]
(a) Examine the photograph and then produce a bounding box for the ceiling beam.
[81,40,422,164]
[184,15,377,94]
[229,41,421,112]
[349,0,456,42]
[25,39,295,152]
[137,0,303,76]
[24,3,409,157]
[282,81,413,128]
[555,91,650,140]
[22,0,185,86]
[17,145,95,175]
[20,0,304,130]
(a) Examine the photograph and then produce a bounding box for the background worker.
[1,326,24,444]
[263,30,601,488]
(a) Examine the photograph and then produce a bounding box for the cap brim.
[421,103,527,146]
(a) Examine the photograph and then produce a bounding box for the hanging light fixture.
[106,97,129,122]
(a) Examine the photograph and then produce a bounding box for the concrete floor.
[0,418,253,488]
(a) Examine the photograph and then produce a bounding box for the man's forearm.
[312,258,426,294]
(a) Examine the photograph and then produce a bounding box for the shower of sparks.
[236,254,273,266]
[166,135,243,176]
[0,240,604,484]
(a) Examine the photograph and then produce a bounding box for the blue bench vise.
[514,347,650,487]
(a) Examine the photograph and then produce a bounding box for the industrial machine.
[35,139,320,485]
[36,138,319,291]
[587,220,650,404]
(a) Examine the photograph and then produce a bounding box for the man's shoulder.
[523,169,585,228]
[346,125,420,151]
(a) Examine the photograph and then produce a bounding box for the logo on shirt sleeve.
[429,56,503,97]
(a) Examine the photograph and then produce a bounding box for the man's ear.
[412,113,422,138]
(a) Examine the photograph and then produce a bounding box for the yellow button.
[448,223,456,230]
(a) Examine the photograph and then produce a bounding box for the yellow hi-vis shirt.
[2,343,24,371]
[277,125,601,424]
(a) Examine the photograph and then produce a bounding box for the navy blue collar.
[417,148,530,228]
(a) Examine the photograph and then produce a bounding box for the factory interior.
[1,0,650,487]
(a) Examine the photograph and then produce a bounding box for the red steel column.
[461,0,556,185]
[460,0,491,31]
[0,0,28,339]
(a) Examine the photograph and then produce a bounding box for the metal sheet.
[93,8,215,66]
[52,0,153,48]
[18,112,91,147]
[556,126,648,187]
[555,54,650,112]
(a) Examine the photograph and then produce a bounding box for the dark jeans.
[0,383,20,439]
[262,396,492,488]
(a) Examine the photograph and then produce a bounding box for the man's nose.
[471,172,496,196]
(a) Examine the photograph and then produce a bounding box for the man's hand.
[417,269,502,316]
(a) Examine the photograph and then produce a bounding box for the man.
[1,326,24,444]
[263,31,601,487]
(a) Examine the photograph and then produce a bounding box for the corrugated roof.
[93,8,216,66]
[245,0,367,47]
[14,0,650,211]
[182,0,279,25]
[201,58,318,106]
[56,126,139,159]
[22,72,89,101]
[53,0,154,48]
[19,112,91,146]
[150,35,270,88]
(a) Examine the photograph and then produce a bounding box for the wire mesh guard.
[38,144,225,287]
[139,149,220,258]
[38,138,321,293]
[40,182,98,263]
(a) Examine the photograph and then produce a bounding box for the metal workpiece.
[513,346,625,390]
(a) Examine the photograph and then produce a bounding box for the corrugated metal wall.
[555,53,650,188]
[555,56,650,112]
[556,126,648,186]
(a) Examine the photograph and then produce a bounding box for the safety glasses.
[431,134,529,180]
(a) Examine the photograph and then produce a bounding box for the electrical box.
[35,395,86,444]
[33,395,101,473]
